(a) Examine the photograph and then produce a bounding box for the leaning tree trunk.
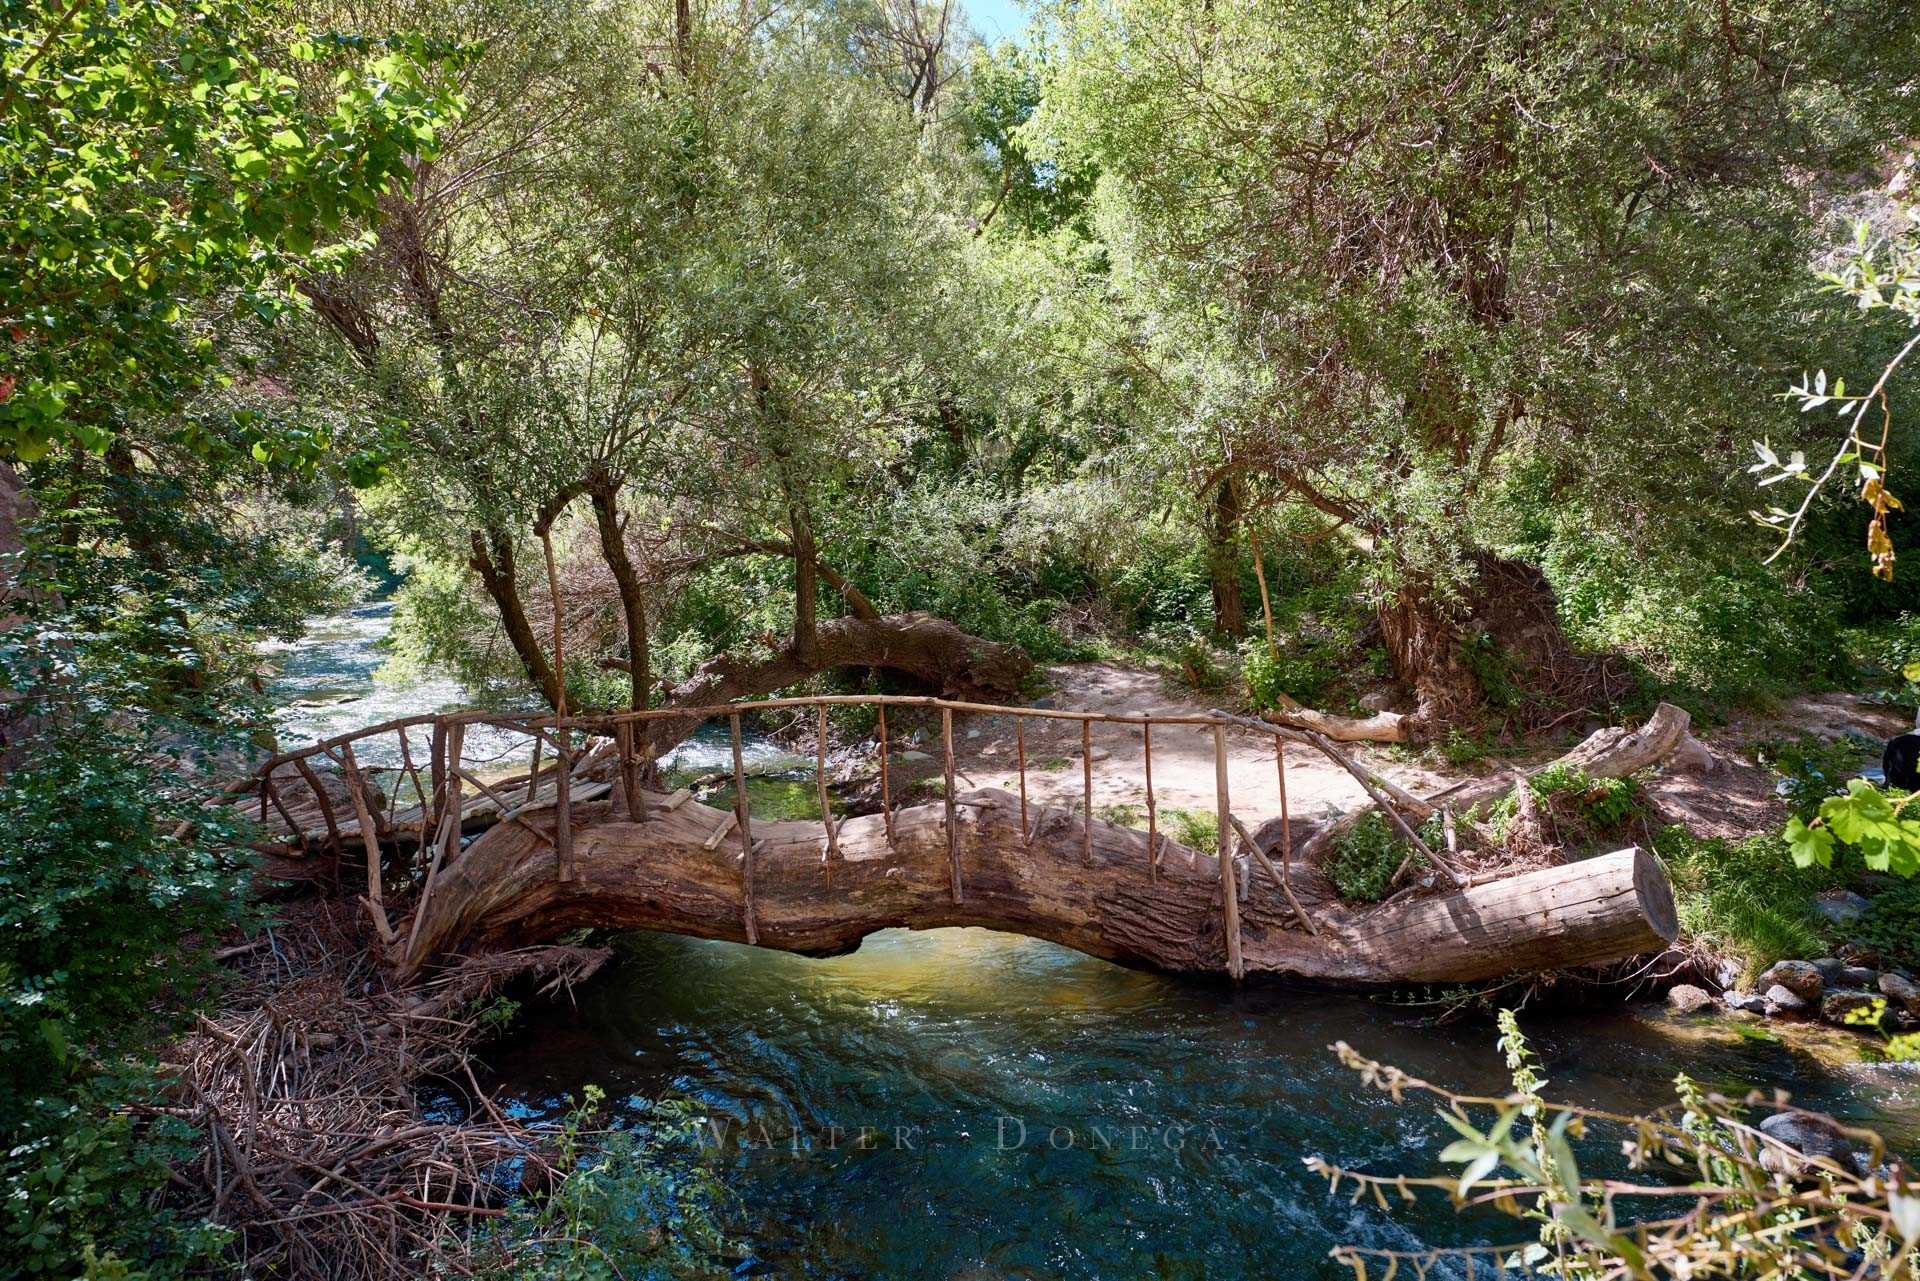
[468,526,564,711]
[1377,577,1478,732]
[1207,477,1247,640]
[395,786,1677,985]
[589,480,650,711]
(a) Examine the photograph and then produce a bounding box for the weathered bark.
[396,786,1676,985]
[589,479,649,711]
[1378,577,1476,730]
[468,527,564,711]
[1207,476,1246,640]
[1264,698,1409,744]
[632,612,1032,757]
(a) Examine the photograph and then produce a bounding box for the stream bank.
[266,605,1920,1278]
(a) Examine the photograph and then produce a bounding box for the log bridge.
[236,696,1683,987]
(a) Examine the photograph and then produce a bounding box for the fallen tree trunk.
[630,611,1033,756]
[396,786,1676,986]
[1263,692,1409,743]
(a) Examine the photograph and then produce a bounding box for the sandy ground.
[888,661,1457,834]
[869,662,1914,849]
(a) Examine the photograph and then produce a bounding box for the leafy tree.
[0,0,459,464]
[1034,0,1920,723]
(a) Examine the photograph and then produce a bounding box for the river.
[269,605,1920,1280]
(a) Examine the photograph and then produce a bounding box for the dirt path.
[927,661,1456,831]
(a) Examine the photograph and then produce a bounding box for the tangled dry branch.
[152,902,609,1280]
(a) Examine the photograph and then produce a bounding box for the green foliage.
[1438,728,1491,767]
[1324,812,1414,903]
[1477,765,1642,849]
[478,1086,735,1281]
[0,604,260,1276]
[1161,806,1218,856]
[1457,630,1520,711]
[1760,733,1873,821]
[0,0,466,462]
[1653,826,1834,973]
[1318,1021,1920,1280]
[1538,523,1848,708]
[1855,879,1920,972]
[3,1071,230,1280]
[1787,779,1920,877]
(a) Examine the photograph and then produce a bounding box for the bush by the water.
[1653,826,1836,974]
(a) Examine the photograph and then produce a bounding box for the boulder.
[1837,965,1878,988]
[1880,971,1920,1017]
[1358,689,1401,713]
[1757,960,1824,1002]
[1810,957,1847,984]
[1815,889,1872,927]
[1764,984,1811,1019]
[1819,989,1880,1026]
[1666,983,1714,1014]
[1724,990,1769,1014]
[1663,733,1722,775]
[1757,1112,1856,1176]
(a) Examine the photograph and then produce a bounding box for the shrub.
[1324,812,1415,902]
[1652,825,1836,974]
[478,1086,735,1280]
[1856,879,1920,972]
[1759,732,1874,822]
[1315,1014,1920,1280]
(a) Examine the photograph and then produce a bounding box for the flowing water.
[271,607,1920,1280]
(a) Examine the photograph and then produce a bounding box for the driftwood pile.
[154,902,607,1280]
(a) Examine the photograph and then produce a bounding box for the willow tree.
[295,0,1029,716]
[1037,0,1920,726]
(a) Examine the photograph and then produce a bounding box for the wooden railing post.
[554,724,574,882]
[616,720,644,821]
[876,706,895,846]
[942,706,961,903]
[1015,715,1030,845]
[816,703,840,866]
[428,721,447,840]
[1212,723,1244,980]
[1143,721,1159,882]
[1080,718,1094,865]
[730,713,758,944]
[339,740,394,946]
[444,721,465,862]
[292,756,344,857]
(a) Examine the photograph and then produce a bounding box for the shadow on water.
[478,928,1920,1280]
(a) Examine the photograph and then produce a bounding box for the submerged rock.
[1758,960,1824,1002]
[1667,984,1714,1014]
[1757,1112,1856,1175]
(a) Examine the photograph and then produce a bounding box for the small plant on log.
[1325,812,1420,902]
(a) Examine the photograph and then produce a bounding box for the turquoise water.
[270,607,1920,1277]
[483,928,1919,1279]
